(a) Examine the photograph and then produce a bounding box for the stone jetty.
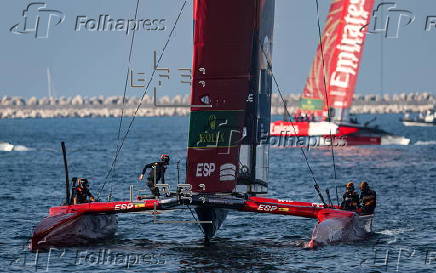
[0,93,434,119]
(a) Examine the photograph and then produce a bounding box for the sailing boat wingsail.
[186,0,275,240]
[241,0,275,194]
[187,0,274,193]
[299,0,375,121]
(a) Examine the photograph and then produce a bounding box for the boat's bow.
[30,212,117,251]
[0,142,14,151]
[309,210,374,247]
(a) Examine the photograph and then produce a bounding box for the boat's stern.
[381,135,410,145]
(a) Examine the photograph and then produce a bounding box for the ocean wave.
[377,227,414,236]
[415,140,436,145]
[12,145,33,151]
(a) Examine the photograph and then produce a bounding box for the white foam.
[415,140,436,146]
[378,227,414,236]
[12,145,33,151]
[0,143,33,152]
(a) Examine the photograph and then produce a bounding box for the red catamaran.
[31,0,374,251]
[270,0,410,146]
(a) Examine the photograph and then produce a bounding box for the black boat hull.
[195,207,228,241]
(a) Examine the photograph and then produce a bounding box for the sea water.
[0,114,435,272]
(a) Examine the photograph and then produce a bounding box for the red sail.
[187,0,268,193]
[298,0,375,120]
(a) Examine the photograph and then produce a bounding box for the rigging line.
[97,0,188,199]
[128,0,141,63]
[117,0,141,143]
[380,0,384,97]
[314,0,337,180]
[118,68,130,141]
[259,44,326,206]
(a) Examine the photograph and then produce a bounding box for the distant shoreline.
[1,93,434,118]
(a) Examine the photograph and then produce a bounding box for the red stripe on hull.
[270,121,385,146]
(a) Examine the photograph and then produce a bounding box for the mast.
[297,0,375,121]
[242,0,275,194]
[187,0,275,194]
[47,67,54,98]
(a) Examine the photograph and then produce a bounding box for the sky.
[1,0,436,98]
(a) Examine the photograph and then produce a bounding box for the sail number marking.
[196,163,215,177]
[257,204,277,212]
[278,199,294,203]
[115,203,134,210]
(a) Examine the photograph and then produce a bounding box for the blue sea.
[0,114,435,272]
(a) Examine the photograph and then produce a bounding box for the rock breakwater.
[1,93,434,118]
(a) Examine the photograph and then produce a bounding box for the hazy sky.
[1,0,436,98]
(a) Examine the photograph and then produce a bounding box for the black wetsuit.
[142,161,167,196]
[71,186,94,204]
[360,189,377,214]
[341,191,360,211]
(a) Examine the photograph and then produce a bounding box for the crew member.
[139,154,170,196]
[359,182,377,214]
[71,178,95,204]
[341,182,360,211]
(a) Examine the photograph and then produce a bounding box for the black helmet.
[360,181,369,190]
[160,154,170,164]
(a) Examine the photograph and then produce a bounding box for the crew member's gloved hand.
[138,174,144,180]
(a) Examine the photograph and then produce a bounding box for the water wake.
[415,140,436,146]
[0,142,33,151]
[11,145,33,151]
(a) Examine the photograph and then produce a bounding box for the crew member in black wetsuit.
[359,182,377,214]
[139,154,170,197]
[71,178,95,204]
[341,182,360,211]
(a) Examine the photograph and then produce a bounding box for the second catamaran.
[270,0,410,146]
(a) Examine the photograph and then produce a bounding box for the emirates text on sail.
[330,0,370,93]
